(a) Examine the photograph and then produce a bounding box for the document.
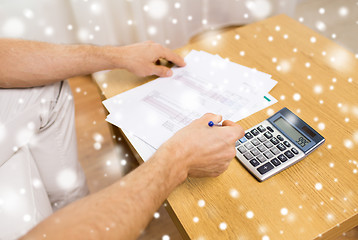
[103,50,278,161]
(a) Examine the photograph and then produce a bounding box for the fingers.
[151,65,173,77]
[201,113,222,124]
[160,46,186,67]
[223,120,245,141]
[222,120,235,126]
[222,120,245,140]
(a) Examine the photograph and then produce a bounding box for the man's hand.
[107,41,186,77]
[22,113,244,240]
[156,113,245,179]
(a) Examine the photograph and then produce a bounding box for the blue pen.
[208,121,222,127]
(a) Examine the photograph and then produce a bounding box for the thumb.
[151,66,173,77]
[222,120,236,126]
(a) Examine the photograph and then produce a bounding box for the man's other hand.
[109,41,186,77]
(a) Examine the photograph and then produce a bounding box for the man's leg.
[28,81,89,210]
[0,81,88,212]
[0,146,53,240]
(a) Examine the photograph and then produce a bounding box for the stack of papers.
[103,50,277,161]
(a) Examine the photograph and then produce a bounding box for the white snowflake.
[2,17,25,37]
[23,214,31,222]
[219,222,227,230]
[318,122,325,131]
[229,188,239,198]
[44,27,54,36]
[56,169,78,190]
[23,9,34,19]
[198,199,205,207]
[94,142,102,150]
[162,235,170,240]
[338,6,349,17]
[315,21,327,31]
[314,85,322,94]
[246,211,254,219]
[293,93,301,101]
[343,139,353,149]
[147,0,169,19]
[246,0,272,19]
[147,26,157,35]
[280,208,288,216]
[315,183,323,191]
[90,3,103,15]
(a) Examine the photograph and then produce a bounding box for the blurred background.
[1,0,357,239]
[0,0,298,48]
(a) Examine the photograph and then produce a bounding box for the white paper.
[103,50,278,160]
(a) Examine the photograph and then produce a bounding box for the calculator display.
[274,117,311,147]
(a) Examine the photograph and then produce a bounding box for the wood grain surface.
[95,15,358,240]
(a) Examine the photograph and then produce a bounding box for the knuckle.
[225,148,236,159]
[203,112,215,119]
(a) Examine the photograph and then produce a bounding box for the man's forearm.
[21,147,187,240]
[0,39,119,88]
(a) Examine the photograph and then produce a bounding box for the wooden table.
[95,15,358,240]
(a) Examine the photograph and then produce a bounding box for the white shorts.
[0,81,89,239]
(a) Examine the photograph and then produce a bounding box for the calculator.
[235,107,325,182]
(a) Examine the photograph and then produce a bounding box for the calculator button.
[235,140,241,147]
[284,150,294,159]
[250,159,260,167]
[250,129,260,136]
[257,125,266,132]
[267,126,274,132]
[277,143,287,151]
[263,141,273,149]
[243,152,253,160]
[264,132,273,139]
[258,135,267,142]
[245,132,253,140]
[278,154,288,162]
[237,146,247,153]
[277,135,284,141]
[257,162,274,175]
[257,154,267,163]
[239,137,247,143]
[270,147,280,155]
[271,158,281,166]
[263,151,274,159]
[251,149,260,156]
[257,144,266,152]
[291,148,299,155]
[283,141,291,148]
[251,139,260,146]
[244,142,254,150]
[270,137,279,145]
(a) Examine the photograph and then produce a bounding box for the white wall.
[0,0,298,48]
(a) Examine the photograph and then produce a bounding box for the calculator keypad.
[235,120,305,181]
